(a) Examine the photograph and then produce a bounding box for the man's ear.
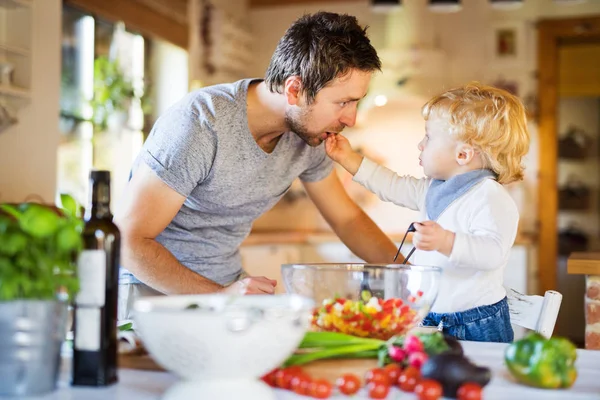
[455,143,476,166]
[284,76,302,106]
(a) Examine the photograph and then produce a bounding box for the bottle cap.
[91,170,111,182]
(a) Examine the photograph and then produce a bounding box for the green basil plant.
[0,194,83,300]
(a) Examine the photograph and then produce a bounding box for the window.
[59,6,147,209]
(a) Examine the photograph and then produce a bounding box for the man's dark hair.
[265,12,381,104]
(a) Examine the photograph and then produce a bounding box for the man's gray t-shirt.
[121,79,333,286]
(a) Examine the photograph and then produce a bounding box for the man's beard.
[285,107,321,146]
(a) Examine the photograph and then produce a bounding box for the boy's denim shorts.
[421,297,514,343]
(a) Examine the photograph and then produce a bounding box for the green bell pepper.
[505,332,578,389]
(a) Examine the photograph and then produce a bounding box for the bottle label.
[76,250,106,307]
[74,308,101,351]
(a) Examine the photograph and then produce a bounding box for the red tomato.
[290,374,312,395]
[365,368,391,386]
[457,382,483,400]
[285,366,303,375]
[275,367,301,389]
[260,368,278,387]
[397,366,421,392]
[415,379,443,400]
[336,374,361,395]
[367,382,390,399]
[308,379,333,399]
[384,363,402,383]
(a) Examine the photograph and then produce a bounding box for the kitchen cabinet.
[0,0,31,106]
[240,244,302,294]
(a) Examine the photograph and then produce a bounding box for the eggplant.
[443,334,464,356]
[420,353,491,398]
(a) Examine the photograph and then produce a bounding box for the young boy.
[325,82,530,342]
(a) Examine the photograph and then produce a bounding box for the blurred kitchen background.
[0,0,599,346]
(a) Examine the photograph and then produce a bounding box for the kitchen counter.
[29,341,600,400]
[568,252,600,275]
[242,230,536,247]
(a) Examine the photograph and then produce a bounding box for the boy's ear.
[455,143,476,166]
[284,76,303,106]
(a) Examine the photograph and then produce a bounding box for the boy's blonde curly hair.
[421,82,530,184]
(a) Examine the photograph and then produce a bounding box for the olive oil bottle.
[72,170,120,386]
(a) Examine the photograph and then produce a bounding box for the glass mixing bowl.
[281,263,442,340]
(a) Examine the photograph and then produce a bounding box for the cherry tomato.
[336,373,361,395]
[260,368,278,387]
[285,366,303,375]
[384,363,402,383]
[365,368,391,386]
[397,366,421,392]
[290,374,312,395]
[275,367,301,389]
[457,382,483,400]
[367,382,390,399]
[308,379,333,399]
[415,379,443,400]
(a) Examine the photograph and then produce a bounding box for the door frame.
[537,16,600,295]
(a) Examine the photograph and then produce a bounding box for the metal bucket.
[0,300,68,396]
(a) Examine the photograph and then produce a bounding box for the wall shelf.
[0,43,29,56]
[0,0,31,121]
[0,84,30,99]
[0,0,31,9]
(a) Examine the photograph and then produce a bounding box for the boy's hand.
[413,221,455,257]
[325,134,363,175]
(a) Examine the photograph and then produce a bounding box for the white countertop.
[18,341,600,400]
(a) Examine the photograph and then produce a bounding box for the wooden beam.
[536,15,600,296]
[64,0,188,49]
[537,20,559,296]
[250,0,364,8]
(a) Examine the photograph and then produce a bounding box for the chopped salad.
[311,293,421,340]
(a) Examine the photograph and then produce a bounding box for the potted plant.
[91,56,136,132]
[0,195,82,396]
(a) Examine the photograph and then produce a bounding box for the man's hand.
[325,134,363,175]
[413,221,455,257]
[221,276,277,295]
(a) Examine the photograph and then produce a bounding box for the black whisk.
[393,222,417,264]
[360,222,418,299]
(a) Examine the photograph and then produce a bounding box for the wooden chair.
[507,289,563,339]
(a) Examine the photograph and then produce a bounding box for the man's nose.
[340,107,357,128]
[417,140,424,151]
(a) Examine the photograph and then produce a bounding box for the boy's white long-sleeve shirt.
[353,158,519,314]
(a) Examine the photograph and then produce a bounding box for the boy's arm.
[353,157,430,211]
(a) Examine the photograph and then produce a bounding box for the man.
[114,12,397,317]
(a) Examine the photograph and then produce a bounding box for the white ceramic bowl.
[133,294,314,381]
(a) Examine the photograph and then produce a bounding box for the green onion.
[282,331,451,368]
[298,331,383,348]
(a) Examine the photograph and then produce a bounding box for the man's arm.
[114,163,276,295]
[302,170,397,263]
[114,163,224,294]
